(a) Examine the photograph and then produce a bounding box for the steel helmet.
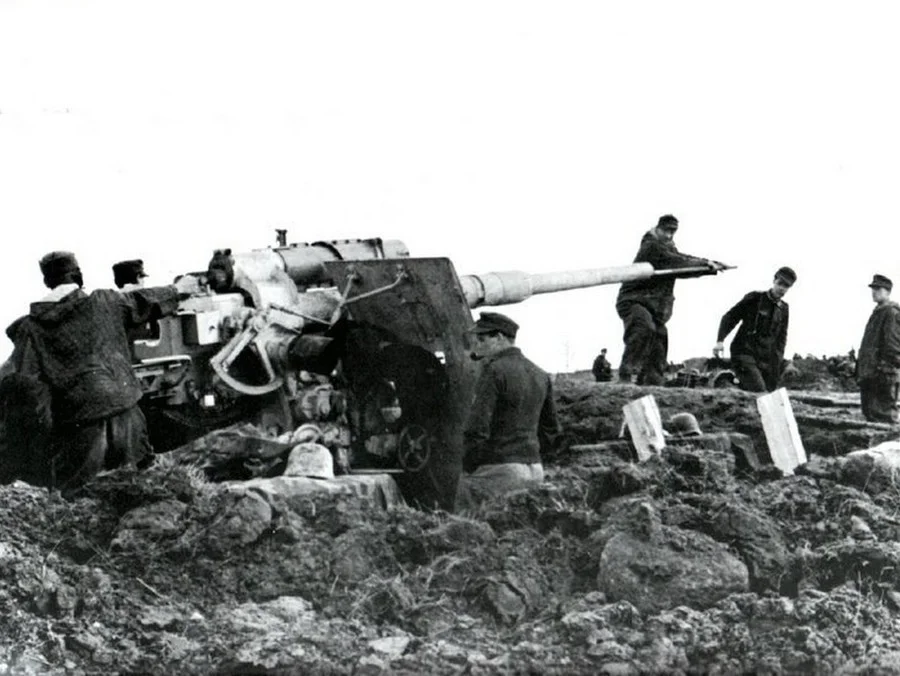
[667,412,702,437]
[289,423,323,445]
[285,442,335,479]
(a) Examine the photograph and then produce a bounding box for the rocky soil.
[4,358,900,674]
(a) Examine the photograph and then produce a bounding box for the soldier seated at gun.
[456,312,561,511]
[0,251,199,492]
[713,266,796,393]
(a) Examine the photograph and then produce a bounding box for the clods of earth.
[4,358,900,674]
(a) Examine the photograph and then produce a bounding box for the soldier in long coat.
[1,251,198,490]
[857,274,900,423]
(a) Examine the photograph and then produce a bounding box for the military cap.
[775,266,797,286]
[472,311,519,338]
[869,274,893,291]
[39,251,80,285]
[112,259,148,288]
[657,214,679,231]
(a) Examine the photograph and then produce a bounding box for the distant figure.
[714,266,796,392]
[3,251,199,491]
[456,312,561,511]
[616,214,725,385]
[856,274,900,423]
[592,348,613,382]
[112,259,149,291]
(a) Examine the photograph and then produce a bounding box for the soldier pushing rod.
[615,214,728,385]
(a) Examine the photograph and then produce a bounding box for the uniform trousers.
[859,375,900,424]
[616,301,669,385]
[455,462,544,511]
[54,405,152,492]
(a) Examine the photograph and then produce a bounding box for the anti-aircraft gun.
[133,234,729,509]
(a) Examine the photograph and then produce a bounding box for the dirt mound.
[555,374,889,458]
[788,355,859,392]
[4,378,900,673]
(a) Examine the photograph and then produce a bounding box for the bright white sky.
[1,1,898,373]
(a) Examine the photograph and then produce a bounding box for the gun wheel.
[398,424,431,473]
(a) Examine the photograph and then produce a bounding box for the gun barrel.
[460,263,724,308]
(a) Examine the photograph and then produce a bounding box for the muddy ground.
[4,358,900,674]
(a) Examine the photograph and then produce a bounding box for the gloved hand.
[174,274,201,296]
[713,342,725,358]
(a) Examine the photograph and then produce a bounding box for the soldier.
[713,266,796,392]
[113,259,156,350]
[3,251,199,492]
[592,348,613,382]
[616,214,725,385]
[456,311,561,510]
[112,259,149,291]
[856,274,900,423]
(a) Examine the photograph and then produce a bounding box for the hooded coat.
[0,317,53,483]
[7,286,179,424]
